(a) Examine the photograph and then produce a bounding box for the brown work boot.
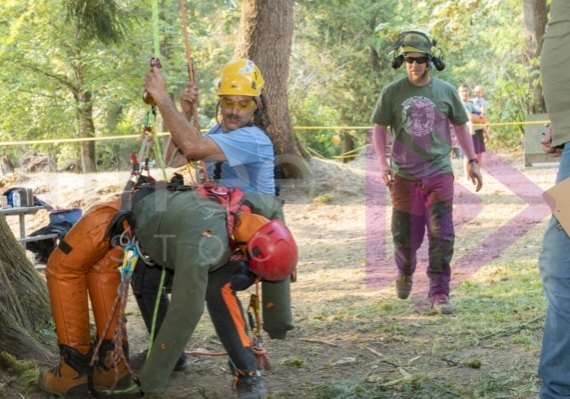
[430,294,454,314]
[92,339,133,391]
[38,344,91,399]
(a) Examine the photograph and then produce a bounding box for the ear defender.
[391,54,404,69]
[430,43,446,71]
[432,56,445,71]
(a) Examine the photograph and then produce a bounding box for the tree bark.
[0,216,55,369]
[74,62,97,173]
[523,0,548,114]
[235,0,309,180]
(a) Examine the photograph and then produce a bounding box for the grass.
[295,254,546,399]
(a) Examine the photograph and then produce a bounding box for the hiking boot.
[233,370,268,399]
[395,275,413,299]
[92,339,133,391]
[129,349,189,373]
[38,344,91,399]
[431,294,454,314]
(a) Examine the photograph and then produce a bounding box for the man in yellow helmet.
[145,58,275,195]
[370,31,483,314]
[140,60,283,398]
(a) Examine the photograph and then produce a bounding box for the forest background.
[0,0,548,169]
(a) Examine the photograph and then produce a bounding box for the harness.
[194,182,250,243]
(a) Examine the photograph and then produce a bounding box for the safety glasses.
[403,56,429,65]
[220,98,256,110]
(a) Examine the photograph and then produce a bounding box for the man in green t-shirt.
[370,30,483,314]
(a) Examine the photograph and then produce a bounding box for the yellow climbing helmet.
[216,59,265,97]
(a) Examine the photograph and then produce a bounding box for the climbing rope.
[137,112,157,175]
[177,0,210,184]
[90,238,140,396]
[247,281,271,371]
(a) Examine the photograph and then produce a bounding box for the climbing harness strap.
[194,183,249,240]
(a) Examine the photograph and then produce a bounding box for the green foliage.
[280,358,307,368]
[0,0,238,169]
[291,0,530,151]
[313,193,334,204]
[63,0,128,45]
[0,0,544,166]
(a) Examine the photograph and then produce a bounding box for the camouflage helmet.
[389,30,433,56]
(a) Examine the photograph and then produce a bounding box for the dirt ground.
[0,148,560,398]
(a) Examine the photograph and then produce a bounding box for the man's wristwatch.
[468,158,478,164]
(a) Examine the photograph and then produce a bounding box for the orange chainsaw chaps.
[47,200,123,272]
[45,200,126,353]
[87,245,125,341]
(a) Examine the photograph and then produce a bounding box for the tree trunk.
[341,131,355,164]
[75,62,97,173]
[523,0,548,114]
[0,216,55,370]
[235,0,309,180]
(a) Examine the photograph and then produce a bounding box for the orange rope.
[177,0,210,183]
[178,0,195,85]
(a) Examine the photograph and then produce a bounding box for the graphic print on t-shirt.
[402,96,436,138]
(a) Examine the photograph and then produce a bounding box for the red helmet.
[246,219,298,281]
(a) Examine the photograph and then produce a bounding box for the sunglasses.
[220,98,256,110]
[403,56,429,65]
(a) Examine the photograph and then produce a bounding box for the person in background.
[458,84,488,175]
[472,85,491,144]
[536,1,570,398]
[370,30,483,314]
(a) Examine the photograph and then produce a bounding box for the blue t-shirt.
[205,124,275,195]
[472,97,486,114]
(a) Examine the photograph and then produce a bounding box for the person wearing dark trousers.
[370,30,482,314]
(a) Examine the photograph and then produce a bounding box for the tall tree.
[64,0,127,172]
[235,0,309,179]
[0,0,132,173]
